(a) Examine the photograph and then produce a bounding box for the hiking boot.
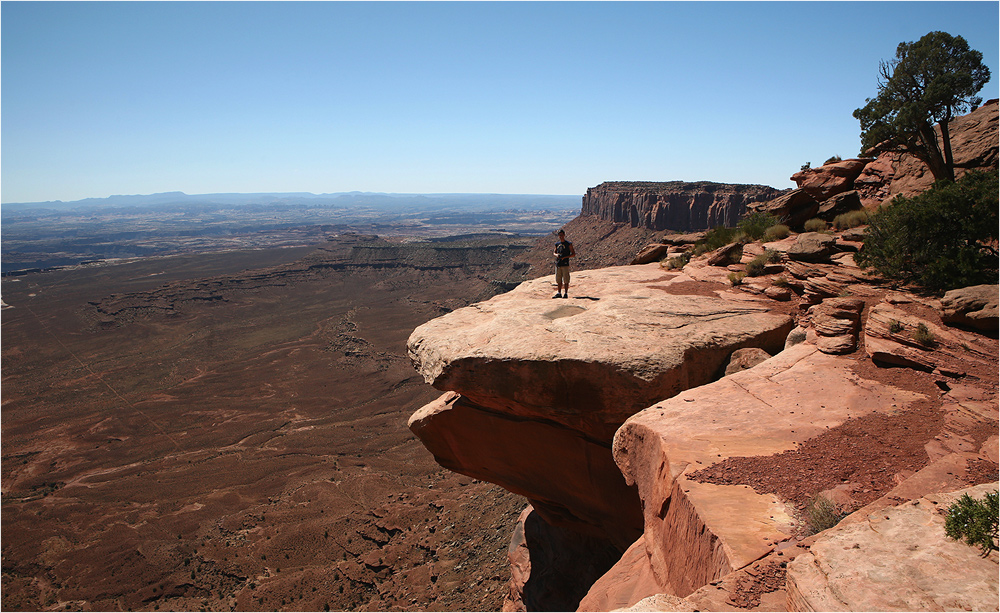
[553,292,562,299]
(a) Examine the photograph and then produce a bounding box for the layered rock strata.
[407,264,794,608]
[611,342,927,598]
[854,98,999,207]
[581,181,784,232]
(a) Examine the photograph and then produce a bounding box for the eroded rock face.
[612,343,927,597]
[790,159,872,201]
[855,99,999,207]
[785,482,1000,612]
[581,182,784,232]
[406,264,796,608]
[745,188,819,230]
[408,264,794,443]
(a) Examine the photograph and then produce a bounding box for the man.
[552,229,576,298]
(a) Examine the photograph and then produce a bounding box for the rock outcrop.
[408,266,794,549]
[581,181,785,232]
[611,342,927,597]
[406,201,998,612]
[854,98,999,207]
[745,188,819,230]
[790,159,872,201]
[785,482,999,612]
[407,264,794,609]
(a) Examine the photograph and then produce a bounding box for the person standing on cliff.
[553,229,576,298]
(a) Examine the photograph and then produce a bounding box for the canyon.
[3,101,997,612]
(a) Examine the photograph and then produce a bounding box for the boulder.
[786,232,838,262]
[612,343,927,597]
[630,243,670,265]
[724,347,771,375]
[705,242,743,267]
[790,159,872,201]
[746,188,819,230]
[939,284,998,332]
[816,190,863,221]
[764,285,794,301]
[785,482,999,612]
[806,297,864,355]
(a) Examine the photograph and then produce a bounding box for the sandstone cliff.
[406,231,998,611]
[581,181,785,232]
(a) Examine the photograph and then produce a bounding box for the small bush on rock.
[764,249,782,264]
[803,218,828,232]
[824,155,843,165]
[914,322,936,347]
[889,319,904,334]
[692,226,743,257]
[855,170,999,293]
[745,258,766,277]
[738,211,780,241]
[945,490,999,557]
[763,224,791,242]
[805,496,848,535]
[833,209,869,230]
[773,276,790,287]
[664,253,691,270]
[728,271,746,286]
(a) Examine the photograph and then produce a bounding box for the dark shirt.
[555,240,573,267]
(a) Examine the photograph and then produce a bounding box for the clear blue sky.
[3,1,998,203]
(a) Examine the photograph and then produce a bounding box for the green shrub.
[744,249,780,277]
[728,271,746,286]
[763,224,791,242]
[833,209,870,230]
[824,155,843,165]
[772,275,790,287]
[692,226,742,257]
[664,252,691,270]
[803,218,828,232]
[737,211,780,241]
[889,319,904,334]
[745,258,766,277]
[945,490,999,557]
[801,162,811,171]
[855,170,999,293]
[805,496,847,535]
[914,322,936,347]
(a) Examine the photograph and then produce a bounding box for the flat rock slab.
[408,263,794,441]
[786,482,999,612]
[612,343,927,596]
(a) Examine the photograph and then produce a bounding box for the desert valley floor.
[1,240,528,612]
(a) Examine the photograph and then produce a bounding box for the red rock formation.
[855,99,999,207]
[581,181,785,231]
[789,158,872,201]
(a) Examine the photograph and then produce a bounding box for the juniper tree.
[853,31,990,182]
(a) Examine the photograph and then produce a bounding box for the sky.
[2,1,998,204]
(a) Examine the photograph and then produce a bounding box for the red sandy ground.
[1,243,525,612]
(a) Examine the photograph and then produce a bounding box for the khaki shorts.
[555,265,570,286]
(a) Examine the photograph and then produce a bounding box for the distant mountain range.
[2,191,582,214]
